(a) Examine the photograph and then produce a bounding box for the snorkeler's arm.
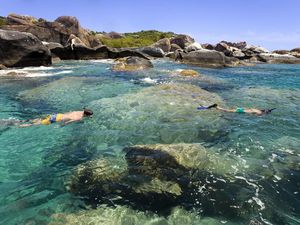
[63,118,83,125]
[63,119,77,125]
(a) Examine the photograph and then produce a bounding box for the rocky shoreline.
[1,14,300,70]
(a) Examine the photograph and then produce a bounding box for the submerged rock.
[50,205,207,225]
[68,157,128,201]
[177,69,200,77]
[124,144,241,177]
[112,56,153,71]
[68,143,262,219]
[0,29,51,67]
[90,83,227,144]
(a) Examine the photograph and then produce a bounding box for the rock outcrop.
[67,141,298,223]
[170,34,195,49]
[180,49,228,68]
[50,45,109,60]
[151,38,171,53]
[185,42,203,52]
[50,205,206,225]
[0,64,6,70]
[272,50,290,55]
[202,43,215,50]
[290,48,300,58]
[258,53,300,64]
[177,69,200,77]
[0,14,101,48]
[112,56,153,71]
[214,42,245,59]
[0,29,51,67]
[68,144,243,210]
[137,46,164,57]
[170,43,182,52]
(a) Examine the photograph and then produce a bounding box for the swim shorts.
[235,108,245,113]
[41,113,63,125]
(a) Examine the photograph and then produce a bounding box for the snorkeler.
[19,108,93,127]
[197,104,275,116]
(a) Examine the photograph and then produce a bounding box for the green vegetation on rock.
[99,30,174,48]
[0,17,7,26]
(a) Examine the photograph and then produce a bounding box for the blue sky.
[1,0,299,50]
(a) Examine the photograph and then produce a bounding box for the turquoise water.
[0,60,299,225]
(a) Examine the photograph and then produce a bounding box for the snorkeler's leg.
[19,119,42,127]
[216,106,236,113]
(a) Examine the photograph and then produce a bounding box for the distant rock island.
[1,13,300,69]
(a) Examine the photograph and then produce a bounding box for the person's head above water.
[260,108,276,114]
[83,108,93,117]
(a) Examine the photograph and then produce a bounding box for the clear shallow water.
[0,60,299,225]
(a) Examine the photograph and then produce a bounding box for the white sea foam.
[89,59,115,64]
[25,70,73,77]
[0,69,28,77]
[19,66,56,71]
[140,77,158,84]
[235,176,265,210]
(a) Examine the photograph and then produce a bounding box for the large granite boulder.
[151,38,171,53]
[170,34,195,49]
[68,143,259,218]
[107,31,124,39]
[6,13,37,25]
[89,83,227,144]
[66,34,87,49]
[0,29,51,67]
[272,50,290,55]
[124,144,241,178]
[50,205,207,225]
[137,46,164,57]
[0,64,6,70]
[258,53,300,64]
[170,43,182,52]
[177,69,200,77]
[180,49,228,67]
[68,155,182,209]
[112,56,153,71]
[42,41,63,50]
[242,45,269,59]
[1,14,102,48]
[215,42,233,56]
[51,45,109,60]
[215,42,245,59]
[202,43,215,50]
[185,42,203,52]
[108,48,149,59]
[221,41,247,50]
[290,48,300,58]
